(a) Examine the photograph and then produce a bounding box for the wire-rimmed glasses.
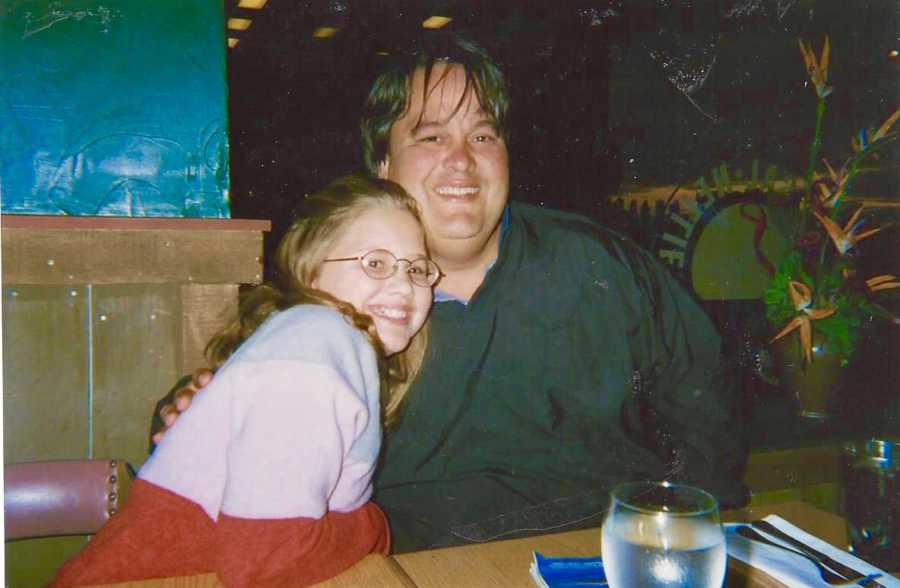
[323,249,442,288]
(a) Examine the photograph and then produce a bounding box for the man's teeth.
[372,307,408,320]
[436,186,478,196]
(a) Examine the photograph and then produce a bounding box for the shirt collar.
[434,204,511,305]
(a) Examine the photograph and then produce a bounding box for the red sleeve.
[50,480,216,587]
[51,480,389,588]
[214,501,390,587]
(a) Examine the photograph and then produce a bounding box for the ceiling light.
[237,0,268,8]
[313,26,338,38]
[228,17,252,31]
[422,16,452,29]
[228,38,240,48]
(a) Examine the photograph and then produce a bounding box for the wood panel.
[742,444,842,513]
[180,284,238,373]
[0,216,270,231]
[2,217,267,586]
[2,228,264,286]
[743,445,841,492]
[5,536,89,588]
[2,285,89,462]
[747,483,840,515]
[91,284,182,469]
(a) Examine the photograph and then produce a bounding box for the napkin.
[725,515,899,587]
[529,552,607,587]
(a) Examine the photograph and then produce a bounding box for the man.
[153,33,747,553]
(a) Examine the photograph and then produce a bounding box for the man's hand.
[150,368,213,447]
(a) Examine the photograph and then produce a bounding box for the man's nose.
[444,140,474,172]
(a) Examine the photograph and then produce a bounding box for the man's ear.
[377,157,390,179]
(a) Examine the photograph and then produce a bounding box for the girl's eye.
[473,134,497,143]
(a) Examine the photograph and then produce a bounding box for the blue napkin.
[529,552,607,587]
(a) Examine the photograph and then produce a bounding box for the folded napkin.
[725,515,899,587]
[529,552,607,587]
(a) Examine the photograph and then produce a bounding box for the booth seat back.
[4,459,132,540]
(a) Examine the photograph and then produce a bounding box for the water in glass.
[601,482,726,588]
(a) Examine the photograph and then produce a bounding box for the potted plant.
[763,35,900,419]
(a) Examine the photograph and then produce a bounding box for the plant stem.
[801,97,827,235]
[816,232,828,290]
[805,98,826,195]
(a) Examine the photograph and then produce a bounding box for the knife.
[751,519,868,581]
[735,525,869,584]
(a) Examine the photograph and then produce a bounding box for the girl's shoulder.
[235,304,373,366]
[270,303,357,331]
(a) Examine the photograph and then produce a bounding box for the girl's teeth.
[374,307,407,319]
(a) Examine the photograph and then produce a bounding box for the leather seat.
[4,459,133,540]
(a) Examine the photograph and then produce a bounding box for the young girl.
[52,174,437,587]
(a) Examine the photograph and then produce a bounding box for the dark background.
[225,0,898,240]
[224,0,899,437]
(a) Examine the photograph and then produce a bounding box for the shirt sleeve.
[214,357,389,586]
[50,480,218,587]
[221,359,374,518]
[602,242,748,508]
[214,503,389,587]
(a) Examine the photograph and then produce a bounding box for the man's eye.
[366,259,386,269]
[420,135,441,143]
[408,265,425,275]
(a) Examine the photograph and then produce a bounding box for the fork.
[735,525,883,586]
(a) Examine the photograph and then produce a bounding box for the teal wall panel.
[0,1,230,217]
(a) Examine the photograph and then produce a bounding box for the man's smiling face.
[378,63,510,261]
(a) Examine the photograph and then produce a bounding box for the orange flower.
[770,281,836,364]
[814,206,882,255]
[798,35,832,99]
[812,160,847,209]
[851,107,900,152]
[866,275,900,292]
[873,108,900,142]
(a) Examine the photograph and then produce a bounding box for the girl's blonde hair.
[205,173,429,428]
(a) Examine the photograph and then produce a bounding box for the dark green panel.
[5,536,89,588]
[2,286,89,463]
[0,0,229,217]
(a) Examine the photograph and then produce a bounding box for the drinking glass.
[601,481,726,588]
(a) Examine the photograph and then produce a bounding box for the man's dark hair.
[360,33,510,175]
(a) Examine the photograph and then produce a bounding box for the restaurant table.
[391,501,855,588]
[89,500,888,587]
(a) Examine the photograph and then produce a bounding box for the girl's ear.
[377,157,390,179]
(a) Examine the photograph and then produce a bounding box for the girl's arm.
[214,357,388,587]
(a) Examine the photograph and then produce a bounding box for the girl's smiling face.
[312,206,433,355]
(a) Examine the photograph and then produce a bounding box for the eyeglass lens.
[361,250,439,287]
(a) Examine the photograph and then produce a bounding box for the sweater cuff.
[215,502,390,587]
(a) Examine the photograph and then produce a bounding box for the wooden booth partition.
[2,215,269,587]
